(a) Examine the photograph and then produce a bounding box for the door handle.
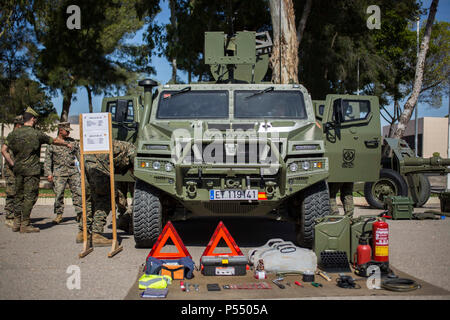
[364,139,379,148]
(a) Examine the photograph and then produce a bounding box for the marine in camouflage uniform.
[329,182,354,217]
[83,140,135,245]
[3,116,24,227]
[43,122,88,226]
[1,107,73,233]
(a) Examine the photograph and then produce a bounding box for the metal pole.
[357,57,360,95]
[447,80,450,191]
[414,17,420,157]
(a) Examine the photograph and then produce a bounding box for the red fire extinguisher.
[372,218,389,263]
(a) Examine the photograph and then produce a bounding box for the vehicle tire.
[364,168,408,209]
[413,174,431,207]
[295,181,330,248]
[133,179,163,248]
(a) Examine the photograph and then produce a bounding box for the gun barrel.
[403,156,450,167]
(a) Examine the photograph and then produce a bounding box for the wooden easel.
[78,113,123,258]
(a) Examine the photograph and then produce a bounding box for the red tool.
[180,281,186,291]
[294,281,303,287]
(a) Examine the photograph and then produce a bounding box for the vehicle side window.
[127,101,134,122]
[107,100,134,122]
[342,100,370,121]
[108,101,117,121]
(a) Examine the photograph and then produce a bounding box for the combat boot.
[91,233,112,247]
[5,218,14,228]
[52,214,63,224]
[76,231,92,244]
[12,217,21,232]
[20,220,40,233]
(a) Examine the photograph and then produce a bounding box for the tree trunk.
[296,0,312,47]
[393,0,439,139]
[85,85,93,113]
[60,88,73,122]
[269,0,299,84]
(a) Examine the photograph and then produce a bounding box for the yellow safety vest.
[138,274,172,290]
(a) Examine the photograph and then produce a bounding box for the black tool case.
[201,256,247,276]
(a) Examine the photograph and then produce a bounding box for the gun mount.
[204,31,272,84]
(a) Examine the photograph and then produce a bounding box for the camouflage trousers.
[116,181,134,215]
[86,168,111,234]
[13,174,40,224]
[76,174,93,232]
[329,182,354,217]
[52,174,83,217]
[4,173,18,219]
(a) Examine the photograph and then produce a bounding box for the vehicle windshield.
[157,90,229,119]
[234,90,307,119]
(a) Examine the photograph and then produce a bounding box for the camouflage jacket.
[85,140,136,175]
[5,125,53,176]
[44,137,80,177]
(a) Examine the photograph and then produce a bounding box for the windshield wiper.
[163,86,191,99]
[245,86,274,99]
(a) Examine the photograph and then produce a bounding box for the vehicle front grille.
[203,202,259,214]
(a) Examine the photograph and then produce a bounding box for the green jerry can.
[313,215,351,264]
[384,196,414,220]
[350,215,378,264]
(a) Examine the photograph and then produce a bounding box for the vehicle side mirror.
[115,99,128,123]
[332,98,344,125]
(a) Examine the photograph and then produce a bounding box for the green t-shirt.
[5,126,54,176]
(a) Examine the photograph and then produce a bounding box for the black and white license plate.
[209,189,258,201]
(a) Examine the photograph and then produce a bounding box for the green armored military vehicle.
[102,31,383,248]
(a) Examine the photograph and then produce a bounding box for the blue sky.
[53,0,450,124]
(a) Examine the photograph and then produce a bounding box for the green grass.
[0,188,72,198]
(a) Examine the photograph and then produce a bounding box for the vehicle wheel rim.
[372,179,397,203]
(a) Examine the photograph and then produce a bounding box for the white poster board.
[81,113,110,152]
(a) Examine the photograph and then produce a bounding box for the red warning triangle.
[148,221,192,260]
[201,221,243,257]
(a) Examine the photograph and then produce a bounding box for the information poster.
[81,113,110,152]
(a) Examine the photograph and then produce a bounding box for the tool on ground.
[194,284,199,292]
[317,271,332,281]
[294,281,303,287]
[180,281,186,291]
[185,282,190,292]
[272,277,286,289]
[311,282,323,288]
[302,270,315,282]
[223,282,272,290]
[206,283,221,291]
[148,221,192,260]
[336,274,361,289]
[381,278,421,292]
[200,221,246,276]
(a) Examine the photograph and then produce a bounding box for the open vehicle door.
[322,94,381,183]
[101,96,141,144]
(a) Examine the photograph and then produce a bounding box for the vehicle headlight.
[165,163,174,172]
[289,162,298,172]
[302,161,310,170]
[152,161,161,170]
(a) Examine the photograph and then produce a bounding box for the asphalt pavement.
[0,199,449,300]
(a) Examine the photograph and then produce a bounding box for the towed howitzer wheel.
[411,173,431,208]
[295,181,330,248]
[364,168,408,209]
[132,179,166,248]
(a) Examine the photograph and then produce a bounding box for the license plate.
[209,189,258,201]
